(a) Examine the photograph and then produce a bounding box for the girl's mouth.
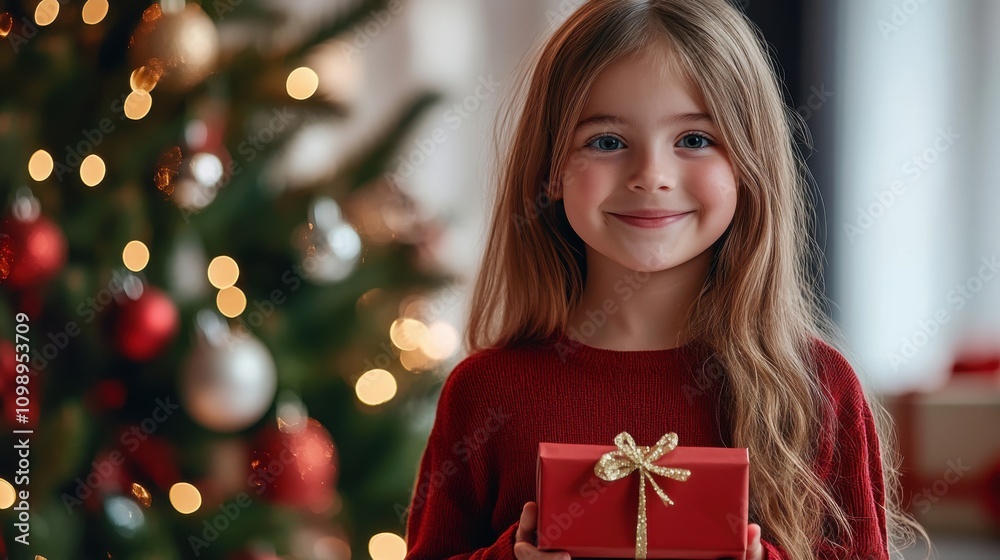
[608,211,693,229]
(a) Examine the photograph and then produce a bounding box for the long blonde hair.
[465,1,928,558]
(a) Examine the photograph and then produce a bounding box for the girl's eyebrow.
[574,112,714,130]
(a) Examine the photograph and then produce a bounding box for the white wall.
[392,0,578,344]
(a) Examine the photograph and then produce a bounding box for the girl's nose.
[627,144,677,191]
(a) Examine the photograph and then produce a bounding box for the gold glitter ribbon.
[593,432,692,559]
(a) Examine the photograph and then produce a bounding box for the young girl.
[404,1,927,559]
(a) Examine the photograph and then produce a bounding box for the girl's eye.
[585,133,715,152]
[585,135,625,152]
[677,132,715,150]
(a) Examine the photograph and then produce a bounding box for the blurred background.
[0,0,997,558]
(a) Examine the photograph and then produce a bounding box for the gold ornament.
[128,3,219,93]
[594,432,692,560]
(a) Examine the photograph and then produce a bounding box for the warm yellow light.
[400,347,433,372]
[131,482,152,507]
[168,482,201,514]
[130,66,159,93]
[217,286,247,318]
[207,256,239,289]
[286,66,319,100]
[80,154,106,187]
[124,90,153,120]
[355,369,397,406]
[0,13,13,39]
[34,0,59,26]
[122,240,150,272]
[421,321,460,360]
[28,149,54,181]
[389,318,428,352]
[0,478,15,509]
[369,532,407,560]
[81,0,109,25]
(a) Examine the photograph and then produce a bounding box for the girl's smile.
[607,210,694,229]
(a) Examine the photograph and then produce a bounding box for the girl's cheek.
[567,170,606,197]
[562,150,596,189]
[690,162,738,198]
[567,148,592,173]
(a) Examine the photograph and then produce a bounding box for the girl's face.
[558,47,738,273]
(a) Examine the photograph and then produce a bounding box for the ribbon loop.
[593,431,691,559]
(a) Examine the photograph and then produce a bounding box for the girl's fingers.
[516,502,537,543]
[747,523,763,560]
[514,542,571,560]
[514,502,571,560]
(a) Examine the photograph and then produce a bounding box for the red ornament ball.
[0,214,67,290]
[87,379,128,411]
[114,286,179,361]
[249,418,339,512]
[128,435,181,492]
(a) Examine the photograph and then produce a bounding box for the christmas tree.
[0,1,456,558]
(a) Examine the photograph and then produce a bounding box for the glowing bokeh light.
[168,482,202,514]
[217,286,247,318]
[207,256,239,289]
[122,240,150,272]
[421,321,460,360]
[0,13,13,39]
[400,347,433,372]
[124,90,153,120]
[130,66,160,93]
[35,0,59,26]
[286,66,319,100]
[0,478,15,509]
[80,154,106,187]
[190,152,223,186]
[82,0,109,25]
[28,150,54,181]
[355,369,397,406]
[369,532,407,560]
[389,318,428,352]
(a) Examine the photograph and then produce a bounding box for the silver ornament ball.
[180,330,277,433]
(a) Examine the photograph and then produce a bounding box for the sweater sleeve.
[403,358,518,560]
[759,345,890,560]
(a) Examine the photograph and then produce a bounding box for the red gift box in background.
[883,345,1000,536]
[536,432,749,559]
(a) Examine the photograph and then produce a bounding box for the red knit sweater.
[403,332,889,560]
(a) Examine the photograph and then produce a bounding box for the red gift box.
[536,432,749,559]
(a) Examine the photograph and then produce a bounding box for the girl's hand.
[514,502,572,560]
[722,523,763,560]
[514,503,760,560]
[746,523,764,560]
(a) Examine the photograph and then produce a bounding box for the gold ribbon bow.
[593,432,692,559]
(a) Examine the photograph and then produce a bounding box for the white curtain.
[835,0,1000,393]
[399,0,579,346]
